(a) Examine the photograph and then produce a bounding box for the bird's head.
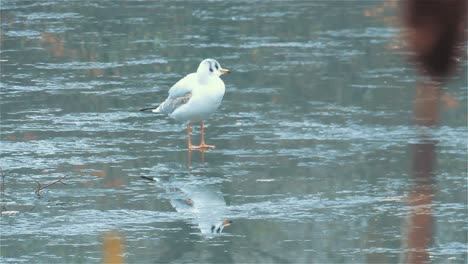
[197,58,230,78]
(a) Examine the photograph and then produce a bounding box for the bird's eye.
[215,64,219,70]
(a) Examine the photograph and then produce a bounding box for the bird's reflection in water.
[169,184,232,236]
[187,148,206,167]
[144,143,231,236]
[146,148,229,236]
[145,172,232,236]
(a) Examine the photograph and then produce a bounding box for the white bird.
[140,58,229,150]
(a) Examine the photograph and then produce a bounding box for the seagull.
[140,58,229,150]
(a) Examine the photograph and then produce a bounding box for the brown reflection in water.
[403,72,461,264]
[72,164,128,188]
[413,82,441,127]
[102,232,124,264]
[400,0,466,263]
[404,136,436,264]
[38,32,120,78]
[5,133,39,142]
[363,0,405,51]
[187,148,206,167]
[39,33,67,58]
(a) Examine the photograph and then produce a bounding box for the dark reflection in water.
[0,0,467,263]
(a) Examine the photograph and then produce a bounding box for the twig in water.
[0,168,19,216]
[1,167,6,196]
[30,175,67,198]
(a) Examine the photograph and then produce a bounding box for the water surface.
[1,0,467,263]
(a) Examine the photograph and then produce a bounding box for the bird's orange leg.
[190,121,215,150]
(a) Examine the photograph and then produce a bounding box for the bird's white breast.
[170,76,225,123]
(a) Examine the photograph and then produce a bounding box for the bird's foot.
[189,143,216,151]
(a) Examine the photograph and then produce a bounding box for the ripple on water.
[0,1,57,10]
[1,137,133,170]
[3,30,42,38]
[322,27,399,40]
[1,209,182,237]
[17,12,83,20]
[35,61,124,70]
[228,194,394,222]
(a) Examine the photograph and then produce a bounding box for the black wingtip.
[139,107,154,112]
[140,176,156,181]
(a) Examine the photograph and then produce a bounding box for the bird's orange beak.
[221,69,230,75]
[223,220,233,227]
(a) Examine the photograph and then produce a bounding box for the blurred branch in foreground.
[400,0,466,263]
[402,0,467,81]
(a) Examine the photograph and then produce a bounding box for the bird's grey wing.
[158,92,192,114]
[156,73,196,114]
[167,73,196,99]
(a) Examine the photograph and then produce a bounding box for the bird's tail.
[139,106,160,113]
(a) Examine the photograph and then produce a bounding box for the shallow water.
[1,0,467,263]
